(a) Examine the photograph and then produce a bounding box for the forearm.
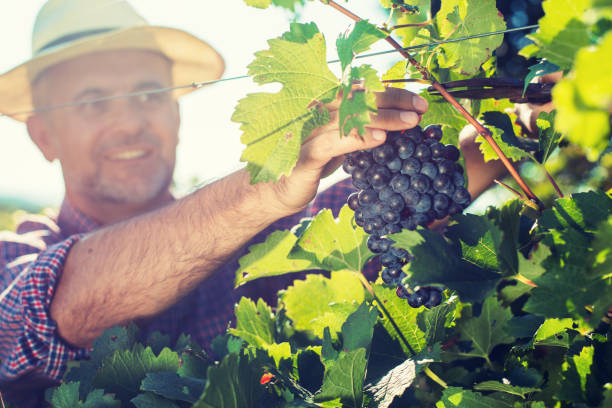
[50,169,292,347]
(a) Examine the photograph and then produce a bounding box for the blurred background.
[0,0,562,230]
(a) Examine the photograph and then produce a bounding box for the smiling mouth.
[105,148,152,161]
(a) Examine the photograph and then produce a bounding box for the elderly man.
[0,0,507,405]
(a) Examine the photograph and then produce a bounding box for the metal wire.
[0,24,539,119]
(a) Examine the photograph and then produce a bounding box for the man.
[0,0,507,405]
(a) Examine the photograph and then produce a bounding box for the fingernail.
[414,96,428,111]
[372,129,386,140]
[400,111,418,124]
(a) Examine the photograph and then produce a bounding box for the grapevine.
[26,1,612,408]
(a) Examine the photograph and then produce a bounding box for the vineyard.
[9,0,612,407]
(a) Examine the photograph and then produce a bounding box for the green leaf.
[340,301,378,352]
[541,190,612,233]
[279,270,365,338]
[435,386,514,407]
[504,315,545,339]
[92,345,179,404]
[373,284,427,356]
[531,18,591,70]
[193,353,263,408]
[593,216,612,277]
[233,22,339,183]
[235,230,316,287]
[131,393,181,408]
[475,111,532,163]
[228,297,275,347]
[89,325,137,366]
[392,229,502,303]
[419,93,465,136]
[418,297,458,346]
[533,0,591,44]
[523,60,561,97]
[533,318,575,343]
[339,87,378,137]
[559,345,595,402]
[314,348,367,408]
[365,346,438,408]
[243,0,272,8]
[50,382,120,408]
[473,381,540,398]
[500,245,550,303]
[552,31,612,160]
[435,0,506,75]
[296,205,374,273]
[382,61,409,89]
[536,110,563,163]
[452,297,515,364]
[140,372,205,404]
[336,20,386,71]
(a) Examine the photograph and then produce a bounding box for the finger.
[320,155,345,178]
[374,87,428,114]
[368,108,421,131]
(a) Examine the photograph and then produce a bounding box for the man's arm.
[50,87,429,347]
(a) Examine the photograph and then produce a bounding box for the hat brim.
[0,25,225,121]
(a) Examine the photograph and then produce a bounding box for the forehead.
[34,50,173,101]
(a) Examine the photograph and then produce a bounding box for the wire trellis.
[0,24,538,119]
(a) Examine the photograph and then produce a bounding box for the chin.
[94,174,173,206]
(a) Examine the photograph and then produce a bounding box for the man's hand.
[270,87,429,214]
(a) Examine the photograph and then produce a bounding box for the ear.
[26,114,57,162]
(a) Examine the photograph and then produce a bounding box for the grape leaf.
[228,297,275,347]
[473,381,540,398]
[92,345,179,404]
[49,382,120,408]
[365,345,439,408]
[435,0,506,75]
[523,60,561,97]
[235,230,316,287]
[532,18,590,70]
[452,297,515,364]
[552,31,612,160]
[559,345,595,403]
[592,216,612,277]
[382,60,409,89]
[193,352,263,408]
[271,0,305,11]
[500,245,550,303]
[475,111,533,163]
[435,386,515,407]
[314,348,367,408]
[336,20,386,71]
[418,297,458,346]
[140,372,205,404]
[392,229,502,303]
[533,318,574,343]
[532,0,591,44]
[233,22,339,183]
[340,301,378,352]
[419,93,465,136]
[243,0,272,8]
[536,110,563,163]
[279,270,365,338]
[540,190,612,234]
[296,205,374,273]
[373,284,427,356]
[89,325,137,366]
[131,393,181,408]
[504,315,546,339]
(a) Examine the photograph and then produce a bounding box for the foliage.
[37,0,612,407]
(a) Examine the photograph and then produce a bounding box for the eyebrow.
[73,81,167,103]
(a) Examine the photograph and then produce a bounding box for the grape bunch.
[343,124,471,308]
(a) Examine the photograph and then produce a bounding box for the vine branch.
[326,0,542,207]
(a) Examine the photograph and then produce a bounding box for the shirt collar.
[57,199,100,237]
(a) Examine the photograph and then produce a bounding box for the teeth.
[109,150,147,160]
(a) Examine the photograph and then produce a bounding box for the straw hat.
[0,0,225,121]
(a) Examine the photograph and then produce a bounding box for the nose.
[103,94,149,135]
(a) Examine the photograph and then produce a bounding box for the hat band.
[36,27,117,54]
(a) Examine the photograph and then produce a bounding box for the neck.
[66,190,175,226]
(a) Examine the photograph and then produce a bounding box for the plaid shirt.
[0,177,377,406]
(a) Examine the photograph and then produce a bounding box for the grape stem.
[325,0,542,207]
[389,20,432,31]
[357,273,417,356]
[424,366,448,389]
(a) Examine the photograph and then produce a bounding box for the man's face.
[32,50,180,207]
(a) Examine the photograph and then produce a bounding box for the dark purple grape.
[378,237,393,253]
[378,185,395,202]
[438,182,455,197]
[394,137,415,159]
[410,174,431,194]
[414,194,432,213]
[400,217,417,230]
[381,251,399,267]
[452,186,471,206]
[430,142,445,158]
[381,268,396,284]
[391,246,410,260]
[403,126,423,143]
[390,174,411,193]
[423,124,443,141]
[382,223,401,235]
[453,172,465,187]
[367,235,384,253]
[425,288,443,308]
[370,200,386,216]
[387,194,405,212]
[401,189,420,207]
[407,292,423,308]
[355,151,374,169]
[358,189,378,207]
[401,157,421,176]
[387,157,402,172]
[448,202,464,216]
[382,209,400,225]
[354,208,367,227]
[342,156,358,174]
[367,165,391,188]
[412,212,432,226]
[420,161,438,180]
[351,168,370,189]
[433,193,450,212]
[370,216,385,230]
[347,192,360,211]
[432,174,451,192]
[444,145,461,161]
[372,144,396,165]
[396,285,410,299]
[414,287,430,304]
[414,144,432,161]
[455,163,464,174]
[437,159,455,175]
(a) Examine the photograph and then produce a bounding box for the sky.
[0,0,394,207]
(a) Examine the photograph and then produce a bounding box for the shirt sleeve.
[0,234,90,385]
